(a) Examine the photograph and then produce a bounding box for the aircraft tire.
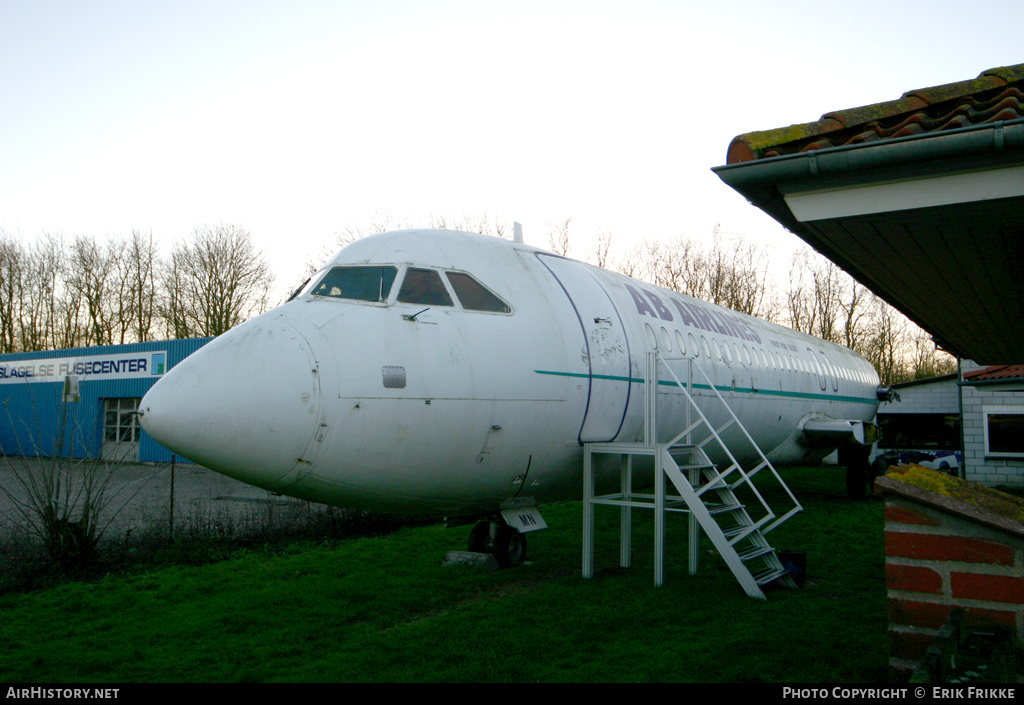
[468,520,490,553]
[493,524,526,568]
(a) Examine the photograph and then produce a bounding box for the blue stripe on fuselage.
[533,369,877,406]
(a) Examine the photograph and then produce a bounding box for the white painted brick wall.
[959,359,1024,487]
[878,377,959,415]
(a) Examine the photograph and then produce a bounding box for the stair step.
[736,545,775,561]
[676,464,717,473]
[726,525,759,544]
[705,502,744,515]
[721,523,753,539]
[696,479,728,494]
[753,566,789,586]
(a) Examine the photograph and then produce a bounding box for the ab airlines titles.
[625,283,762,345]
[139,230,881,565]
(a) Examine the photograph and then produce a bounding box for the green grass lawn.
[0,466,887,683]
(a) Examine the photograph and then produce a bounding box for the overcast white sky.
[2,0,1022,296]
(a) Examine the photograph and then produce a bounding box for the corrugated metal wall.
[0,338,211,462]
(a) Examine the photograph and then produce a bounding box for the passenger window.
[445,272,511,313]
[311,266,397,302]
[398,268,453,306]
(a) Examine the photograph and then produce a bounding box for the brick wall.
[877,476,1024,681]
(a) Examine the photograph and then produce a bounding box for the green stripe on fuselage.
[533,369,877,406]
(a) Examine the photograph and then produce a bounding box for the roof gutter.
[711,118,1024,364]
[958,376,1024,387]
[712,118,1024,195]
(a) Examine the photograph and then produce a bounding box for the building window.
[983,406,1024,457]
[877,413,961,451]
[103,398,141,462]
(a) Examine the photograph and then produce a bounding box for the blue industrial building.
[0,338,211,463]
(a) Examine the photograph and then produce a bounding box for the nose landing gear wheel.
[467,519,527,567]
[467,520,490,553]
[493,524,526,568]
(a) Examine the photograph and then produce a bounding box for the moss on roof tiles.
[985,64,1024,84]
[886,464,1024,526]
[727,63,1024,163]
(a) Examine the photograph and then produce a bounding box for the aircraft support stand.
[582,352,803,598]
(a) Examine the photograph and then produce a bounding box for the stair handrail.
[657,355,802,535]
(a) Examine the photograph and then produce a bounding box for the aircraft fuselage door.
[538,254,631,443]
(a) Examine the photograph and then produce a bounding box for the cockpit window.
[397,268,453,306]
[311,266,397,302]
[445,271,511,313]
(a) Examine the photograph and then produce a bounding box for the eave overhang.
[713,117,1024,365]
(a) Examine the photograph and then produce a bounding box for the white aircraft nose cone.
[139,316,321,489]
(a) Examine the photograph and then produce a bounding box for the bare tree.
[159,247,189,340]
[66,235,118,346]
[590,229,613,269]
[701,230,779,320]
[786,247,870,346]
[623,229,778,320]
[910,332,958,380]
[547,218,572,256]
[0,230,23,353]
[160,224,274,338]
[22,234,70,352]
[861,294,913,385]
[611,239,646,279]
[839,277,871,352]
[787,249,831,339]
[636,235,696,291]
[121,230,159,343]
[429,213,514,239]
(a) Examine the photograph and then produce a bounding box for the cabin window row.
[309,265,511,314]
[643,322,876,386]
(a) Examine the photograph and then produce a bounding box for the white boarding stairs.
[582,352,803,599]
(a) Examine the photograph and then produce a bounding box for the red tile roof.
[726,64,1024,164]
[962,365,1024,382]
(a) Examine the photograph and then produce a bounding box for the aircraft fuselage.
[139,230,881,517]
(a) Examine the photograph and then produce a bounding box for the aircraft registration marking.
[500,506,548,533]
